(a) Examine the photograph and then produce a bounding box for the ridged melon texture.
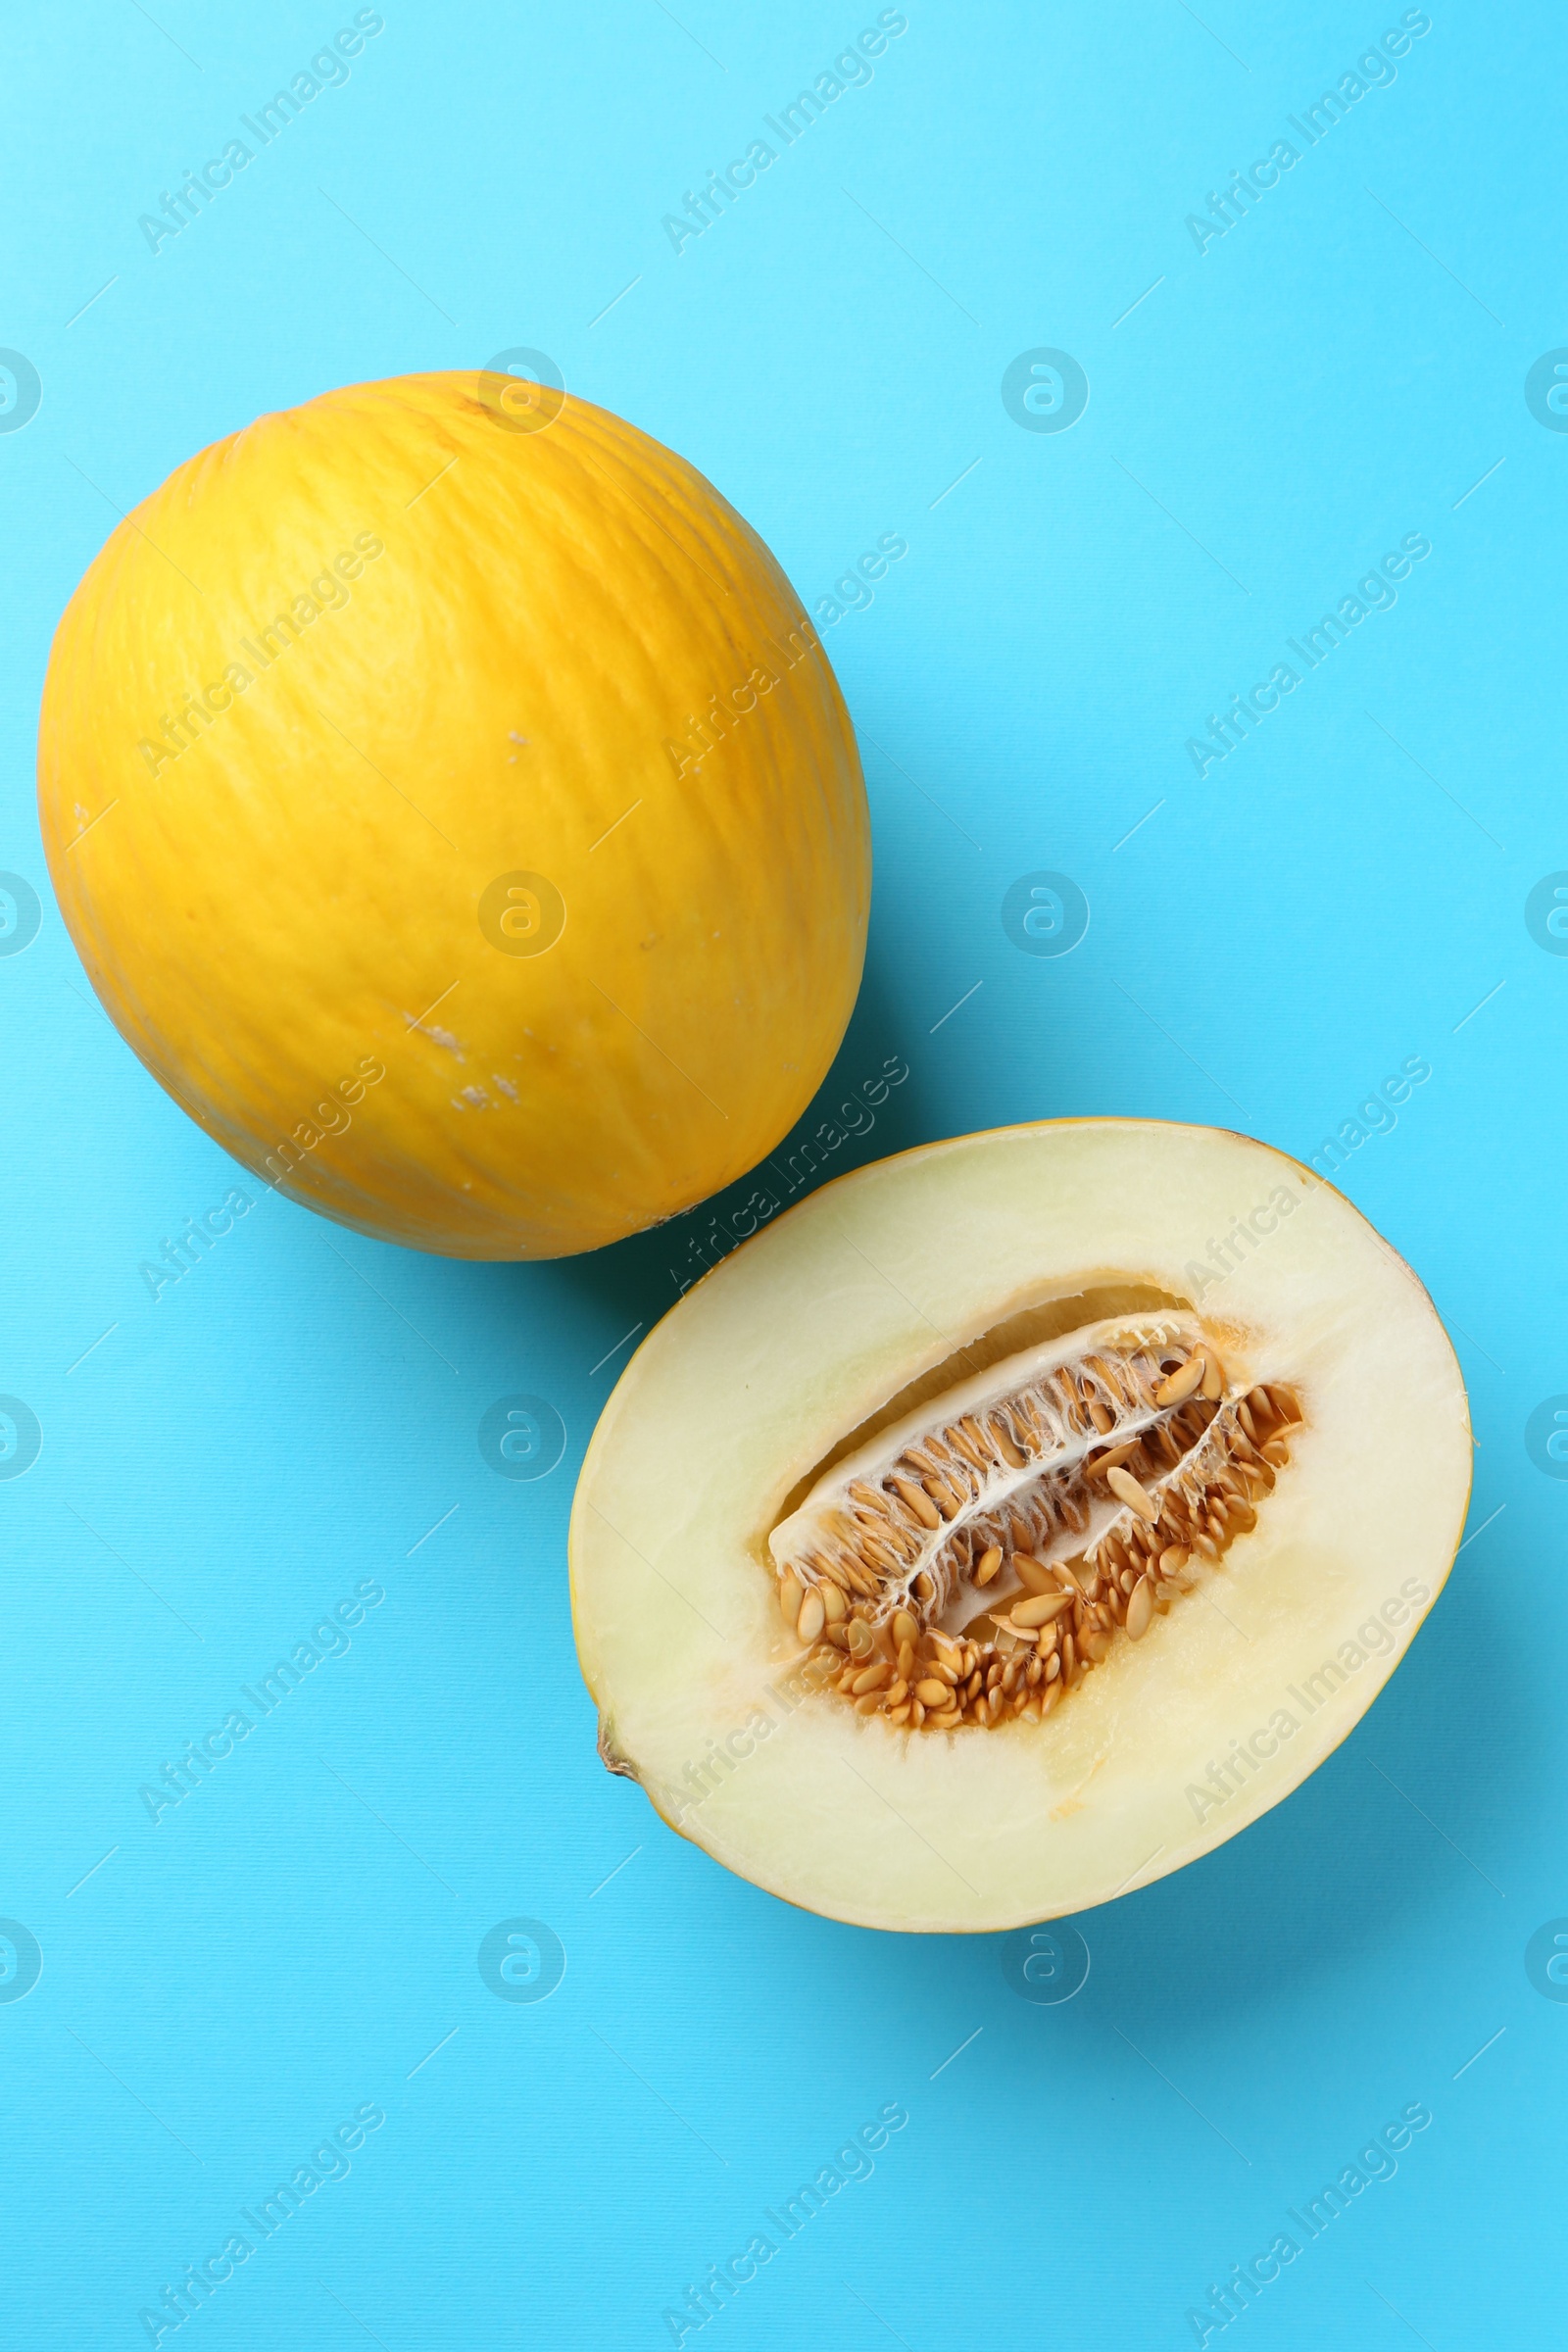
[37,371,868,1257]
[570,1120,1471,1934]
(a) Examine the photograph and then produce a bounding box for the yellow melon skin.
[37,372,868,1258]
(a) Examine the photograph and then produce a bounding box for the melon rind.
[568,1120,1470,1934]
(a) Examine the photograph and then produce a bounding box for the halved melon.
[568,1120,1470,1933]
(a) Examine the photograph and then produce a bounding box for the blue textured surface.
[0,3,1557,2343]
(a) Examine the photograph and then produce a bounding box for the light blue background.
[0,1,1559,2342]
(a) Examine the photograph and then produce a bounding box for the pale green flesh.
[569,1120,1470,1934]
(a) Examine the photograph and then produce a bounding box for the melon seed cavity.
[767,1314,1301,1734]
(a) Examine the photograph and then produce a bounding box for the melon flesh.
[568,1120,1470,1934]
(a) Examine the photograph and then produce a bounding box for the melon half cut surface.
[569,1120,1470,1934]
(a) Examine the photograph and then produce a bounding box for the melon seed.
[1106,1466,1159,1523]
[1126,1580,1154,1638]
[1011,1592,1071,1629]
[766,1314,1300,1737]
[1088,1439,1141,1475]
[891,1476,941,1530]
[1013,1554,1057,1594]
[1154,1355,1204,1406]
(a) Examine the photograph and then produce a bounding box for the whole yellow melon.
[37,371,868,1257]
